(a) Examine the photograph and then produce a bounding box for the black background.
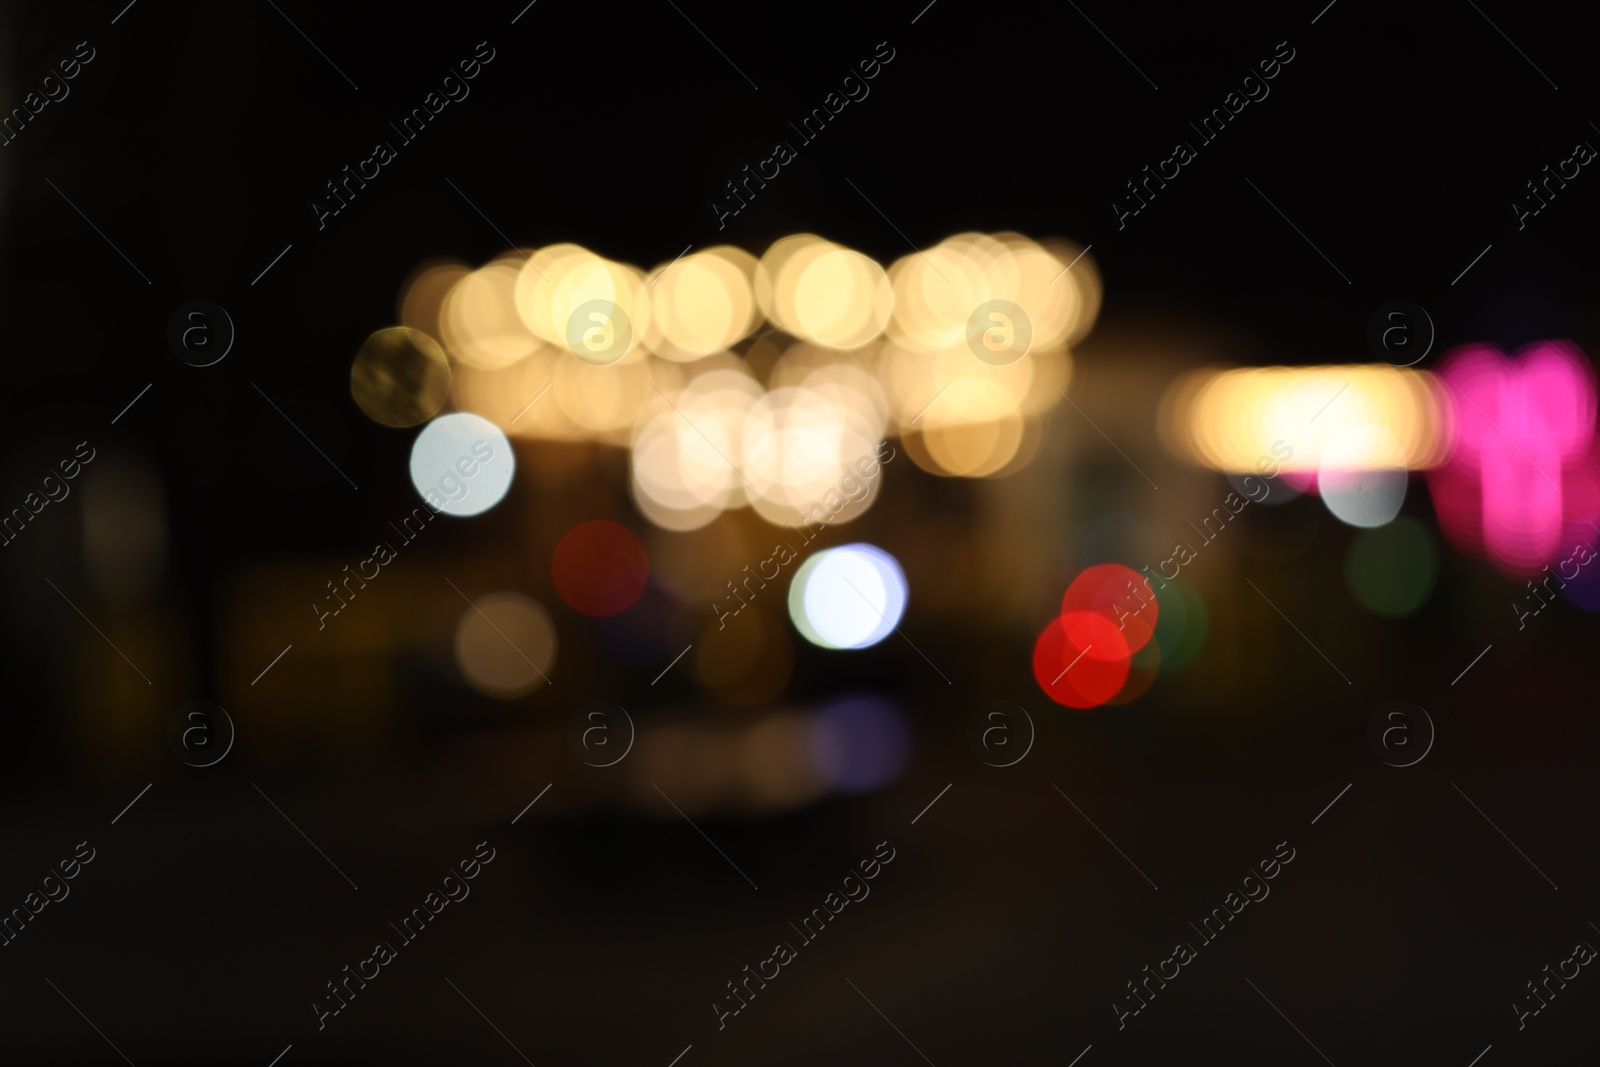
[2,1,1598,1063]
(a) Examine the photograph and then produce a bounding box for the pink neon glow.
[1427,342,1600,575]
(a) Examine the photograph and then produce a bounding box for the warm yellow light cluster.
[1159,364,1451,472]
[886,232,1096,353]
[647,247,762,360]
[881,233,1096,477]
[630,356,889,531]
[756,235,892,349]
[388,232,1099,527]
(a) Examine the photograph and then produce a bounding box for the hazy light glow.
[868,232,1091,478]
[789,544,906,650]
[790,246,893,349]
[885,233,1094,353]
[630,368,762,518]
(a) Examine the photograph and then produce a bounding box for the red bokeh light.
[1032,611,1130,708]
[552,519,651,617]
[1061,563,1157,653]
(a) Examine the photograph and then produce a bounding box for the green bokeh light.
[1344,515,1437,617]
[1154,579,1208,675]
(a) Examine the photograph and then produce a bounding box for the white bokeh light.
[409,412,515,517]
[789,543,906,650]
[1319,424,1407,528]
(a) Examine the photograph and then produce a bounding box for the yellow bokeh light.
[553,352,654,434]
[646,246,759,361]
[513,245,652,363]
[631,367,762,518]
[789,246,893,349]
[397,231,1099,507]
[1159,364,1449,471]
[441,262,544,369]
[451,350,586,443]
[912,379,1027,477]
[885,234,1099,356]
[398,259,469,341]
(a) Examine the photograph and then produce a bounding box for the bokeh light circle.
[1344,516,1438,616]
[409,412,515,517]
[351,326,452,428]
[1032,612,1130,708]
[564,298,634,365]
[808,696,910,793]
[790,544,907,650]
[552,519,651,617]
[966,299,1034,366]
[1061,563,1158,652]
[454,592,557,697]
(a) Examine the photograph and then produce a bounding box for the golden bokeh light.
[630,366,763,520]
[629,477,726,532]
[454,591,557,698]
[350,326,453,428]
[441,262,545,369]
[451,350,585,443]
[885,237,993,352]
[1038,237,1102,346]
[513,244,652,364]
[1159,364,1449,471]
[553,350,654,434]
[886,233,1097,355]
[645,246,760,361]
[790,246,893,349]
[753,234,826,318]
[511,243,592,344]
[398,259,469,341]
[908,378,1028,477]
[401,231,1096,504]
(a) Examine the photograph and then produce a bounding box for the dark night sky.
[3,1,1599,1064]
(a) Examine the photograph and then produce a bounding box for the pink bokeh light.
[1427,341,1600,575]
